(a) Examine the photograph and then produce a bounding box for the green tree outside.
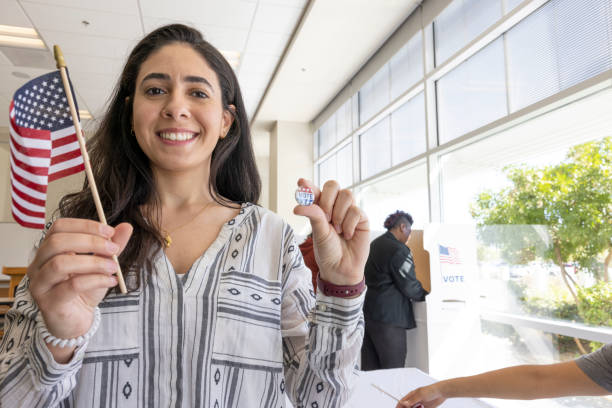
[470,137,612,353]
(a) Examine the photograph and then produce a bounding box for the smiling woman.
[0,24,370,408]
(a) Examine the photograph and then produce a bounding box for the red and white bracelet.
[317,275,366,298]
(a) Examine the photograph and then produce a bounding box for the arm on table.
[398,360,609,408]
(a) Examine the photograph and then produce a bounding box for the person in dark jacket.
[361,210,428,371]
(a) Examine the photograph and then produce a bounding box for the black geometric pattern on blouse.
[231,249,239,258]
[280,379,285,393]
[316,382,324,393]
[271,298,281,305]
[251,293,262,301]
[288,245,295,252]
[122,382,132,399]
[235,233,242,242]
[124,358,133,367]
[228,288,241,295]
[214,368,221,384]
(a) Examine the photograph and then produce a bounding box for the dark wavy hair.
[383,210,413,230]
[57,24,261,289]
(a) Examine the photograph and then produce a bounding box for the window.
[391,92,426,165]
[506,0,612,112]
[318,155,336,187]
[318,143,353,188]
[389,32,423,100]
[436,38,508,144]
[336,143,353,188]
[434,0,502,65]
[336,99,353,143]
[360,117,391,180]
[359,64,390,124]
[317,114,336,157]
[357,163,429,232]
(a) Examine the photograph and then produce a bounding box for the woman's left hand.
[294,179,369,285]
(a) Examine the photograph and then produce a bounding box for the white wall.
[0,136,84,275]
[252,128,270,209]
[269,121,314,236]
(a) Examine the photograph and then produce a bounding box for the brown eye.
[145,87,165,95]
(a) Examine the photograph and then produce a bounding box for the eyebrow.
[141,72,214,93]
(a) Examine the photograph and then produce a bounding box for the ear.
[221,104,236,138]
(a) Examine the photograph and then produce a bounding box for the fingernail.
[106,241,120,254]
[326,213,331,222]
[108,276,118,286]
[334,223,342,234]
[100,224,114,238]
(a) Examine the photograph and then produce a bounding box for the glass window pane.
[434,0,502,65]
[360,117,391,179]
[359,64,390,124]
[357,163,429,232]
[436,90,612,408]
[318,155,337,187]
[318,115,337,155]
[336,143,353,188]
[390,32,423,100]
[436,38,507,144]
[506,0,612,112]
[391,92,426,165]
[336,99,352,141]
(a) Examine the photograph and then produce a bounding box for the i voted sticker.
[295,187,314,206]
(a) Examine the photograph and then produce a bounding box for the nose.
[162,92,191,120]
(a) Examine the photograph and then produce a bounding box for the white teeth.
[158,132,196,141]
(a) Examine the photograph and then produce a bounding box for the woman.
[361,211,427,371]
[0,24,369,408]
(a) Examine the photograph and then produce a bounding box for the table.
[286,368,493,407]
[1,267,26,297]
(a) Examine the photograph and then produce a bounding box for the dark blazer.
[363,231,428,329]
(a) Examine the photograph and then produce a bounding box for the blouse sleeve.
[280,224,365,408]
[0,277,88,406]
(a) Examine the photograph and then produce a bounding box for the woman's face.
[132,42,234,176]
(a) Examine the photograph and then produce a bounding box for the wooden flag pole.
[53,45,128,294]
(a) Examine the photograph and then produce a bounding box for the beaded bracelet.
[37,307,101,348]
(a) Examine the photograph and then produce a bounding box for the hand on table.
[27,218,133,362]
[293,179,369,286]
[397,383,446,408]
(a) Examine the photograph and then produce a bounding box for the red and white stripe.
[9,102,84,229]
[440,247,461,264]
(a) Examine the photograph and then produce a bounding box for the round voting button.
[295,187,314,206]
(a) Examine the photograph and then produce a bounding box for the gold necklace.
[162,201,213,248]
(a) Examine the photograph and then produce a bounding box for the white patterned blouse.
[0,203,365,408]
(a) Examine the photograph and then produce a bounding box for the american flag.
[439,244,461,264]
[9,70,85,229]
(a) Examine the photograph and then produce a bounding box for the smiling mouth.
[157,131,198,141]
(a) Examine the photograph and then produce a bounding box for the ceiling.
[254,0,421,126]
[0,0,421,135]
[0,0,306,129]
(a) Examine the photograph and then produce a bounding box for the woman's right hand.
[27,218,133,362]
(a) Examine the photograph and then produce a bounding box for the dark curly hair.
[57,24,261,290]
[383,210,413,230]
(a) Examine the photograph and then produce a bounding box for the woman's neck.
[153,167,213,209]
